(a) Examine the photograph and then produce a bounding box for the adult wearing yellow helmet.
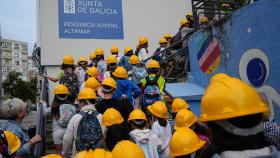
[138,36,150,62]
[62,88,105,157]
[198,74,278,158]
[102,108,130,150]
[95,77,134,121]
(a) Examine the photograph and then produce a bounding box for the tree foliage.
[3,70,38,102]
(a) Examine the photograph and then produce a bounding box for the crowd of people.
[1,11,280,158]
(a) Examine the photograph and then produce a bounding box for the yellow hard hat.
[102,108,124,126]
[174,109,197,130]
[75,149,113,158]
[186,12,193,17]
[86,67,98,78]
[4,131,21,155]
[62,55,74,65]
[95,48,104,56]
[89,52,96,60]
[113,66,128,79]
[102,77,117,89]
[110,46,119,53]
[210,73,230,83]
[147,101,168,119]
[53,84,69,94]
[124,47,133,55]
[180,19,189,26]
[139,36,148,45]
[200,16,209,23]
[128,109,147,121]
[159,38,168,44]
[41,154,63,158]
[199,74,269,122]
[78,88,97,100]
[170,128,206,157]
[112,140,145,158]
[172,98,189,113]
[129,55,140,65]
[78,56,88,65]
[85,77,99,91]
[147,60,160,69]
[106,55,118,64]
[163,33,172,38]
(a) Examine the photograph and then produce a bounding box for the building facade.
[0,39,28,81]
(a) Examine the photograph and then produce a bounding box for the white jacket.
[62,104,105,157]
[130,129,163,158]
[151,121,172,158]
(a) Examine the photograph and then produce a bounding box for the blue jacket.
[119,56,132,71]
[1,120,31,157]
[113,79,141,104]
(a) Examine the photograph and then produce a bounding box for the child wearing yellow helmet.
[199,74,279,158]
[119,47,134,75]
[128,109,164,158]
[147,101,172,158]
[95,77,134,121]
[102,108,130,151]
[104,55,118,79]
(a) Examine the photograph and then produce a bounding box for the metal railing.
[142,33,193,83]
[191,0,250,30]
[32,44,47,157]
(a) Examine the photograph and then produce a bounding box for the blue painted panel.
[58,0,124,39]
[188,101,201,116]
[188,0,280,124]
[165,83,204,101]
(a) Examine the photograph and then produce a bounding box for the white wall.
[38,0,192,102]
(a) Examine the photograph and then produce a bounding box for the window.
[14,44,19,50]
[14,52,19,58]
[15,61,20,66]
[22,45,27,51]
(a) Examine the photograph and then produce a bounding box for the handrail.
[143,32,194,63]
[33,68,48,157]
[159,45,188,65]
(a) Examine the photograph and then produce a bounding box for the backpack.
[132,67,148,84]
[59,71,79,99]
[58,104,76,127]
[142,75,161,107]
[75,110,103,151]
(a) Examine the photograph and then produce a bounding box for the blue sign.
[58,0,124,39]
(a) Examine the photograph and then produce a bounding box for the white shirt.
[139,48,150,62]
[151,121,172,158]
